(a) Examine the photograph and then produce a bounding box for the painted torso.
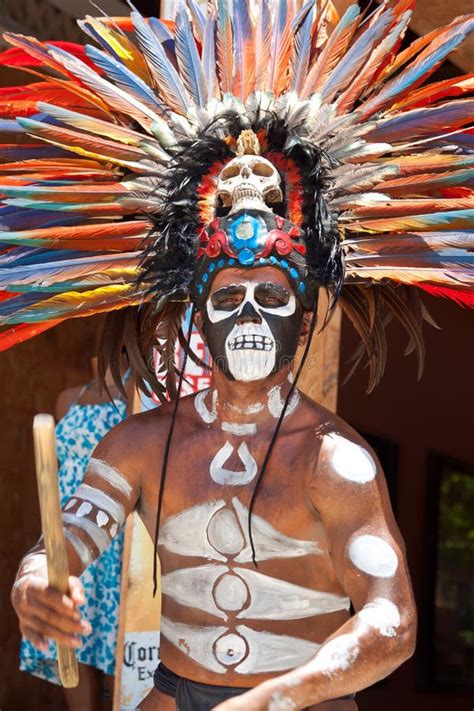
[137,387,353,688]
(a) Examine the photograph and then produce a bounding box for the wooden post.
[296,291,342,413]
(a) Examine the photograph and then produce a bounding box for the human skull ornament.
[216,156,283,214]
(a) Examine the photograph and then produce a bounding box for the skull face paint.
[203,276,302,382]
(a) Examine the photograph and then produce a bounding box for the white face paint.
[328,434,376,483]
[210,441,258,485]
[310,633,359,677]
[349,534,398,578]
[206,281,296,382]
[359,597,401,637]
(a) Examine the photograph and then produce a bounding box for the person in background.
[19,357,132,711]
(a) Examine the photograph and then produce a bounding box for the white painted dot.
[110,523,118,537]
[349,535,398,578]
[311,634,359,676]
[207,508,245,555]
[96,510,109,528]
[76,501,92,517]
[214,633,247,665]
[65,498,76,510]
[330,435,376,483]
[359,597,401,637]
[214,573,249,611]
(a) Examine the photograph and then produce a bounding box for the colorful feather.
[216,0,233,94]
[232,0,255,100]
[175,9,208,106]
[255,0,272,91]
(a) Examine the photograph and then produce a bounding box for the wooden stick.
[33,413,79,689]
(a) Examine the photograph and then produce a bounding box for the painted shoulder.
[298,391,380,486]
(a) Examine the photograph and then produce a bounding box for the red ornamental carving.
[205,229,237,259]
[256,229,307,259]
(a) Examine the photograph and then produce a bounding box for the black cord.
[152,303,196,596]
[247,301,320,566]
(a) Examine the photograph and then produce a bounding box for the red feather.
[417,283,474,307]
[0,319,63,350]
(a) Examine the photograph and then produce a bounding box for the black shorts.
[153,662,356,710]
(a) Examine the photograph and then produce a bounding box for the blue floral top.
[20,395,127,683]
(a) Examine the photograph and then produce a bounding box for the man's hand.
[11,554,91,652]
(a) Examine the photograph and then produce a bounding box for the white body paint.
[359,597,401,637]
[221,421,257,436]
[159,498,321,563]
[88,457,132,499]
[160,616,320,675]
[269,692,297,711]
[328,434,376,483]
[349,534,398,578]
[161,563,349,621]
[194,389,218,424]
[62,512,111,555]
[267,385,300,419]
[64,529,94,568]
[234,625,320,674]
[210,441,258,485]
[310,633,359,677]
[74,482,126,524]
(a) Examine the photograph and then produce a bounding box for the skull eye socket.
[252,163,275,177]
[221,164,240,181]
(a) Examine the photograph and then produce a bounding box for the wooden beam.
[296,291,342,413]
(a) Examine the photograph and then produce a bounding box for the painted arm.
[11,416,141,652]
[214,432,417,710]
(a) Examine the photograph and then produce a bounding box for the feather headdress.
[0,0,472,394]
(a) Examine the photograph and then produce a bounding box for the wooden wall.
[0,317,102,710]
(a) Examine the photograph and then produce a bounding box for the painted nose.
[236,301,262,325]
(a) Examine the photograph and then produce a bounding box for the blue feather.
[369,99,474,142]
[175,9,208,107]
[186,0,206,43]
[85,44,166,114]
[0,207,83,231]
[148,17,178,68]
[0,119,24,133]
[0,292,51,317]
[0,146,69,161]
[362,20,474,114]
[131,11,190,115]
[320,6,395,101]
[291,3,314,94]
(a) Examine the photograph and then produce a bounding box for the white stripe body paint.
[269,692,297,711]
[194,389,218,424]
[160,616,320,675]
[267,385,300,418]
[74,483,126,524]
[160,617,228,673]
[161,563,349,621]
[234,625,320,674]
[328,434,376,483]
[359,597,401,637]
[88,457,132,499]
[310,633,359,677]
[221,421,257,436]
[62,512,112,555]
[159,501,229,561]
[159,498,321,562]
[210,442,258,485]
[64,529,94,568]
[349,534,398,578]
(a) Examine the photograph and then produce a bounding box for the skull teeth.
[229,335,273,351]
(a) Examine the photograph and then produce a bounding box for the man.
[5,0,472,708]
[12,253,416,711]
